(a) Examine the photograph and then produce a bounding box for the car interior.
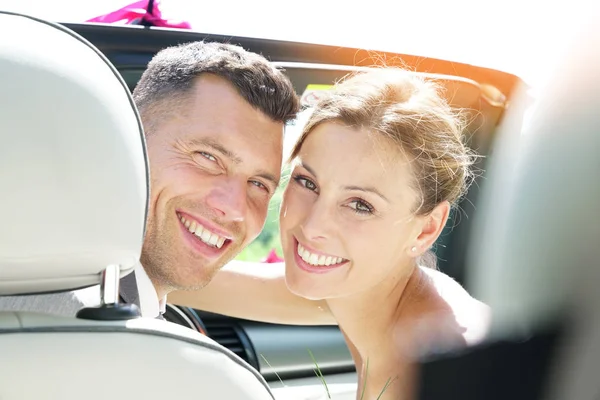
[1,6,598,400]
[45,21,526,391]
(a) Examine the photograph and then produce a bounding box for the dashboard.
[164,304,357,387]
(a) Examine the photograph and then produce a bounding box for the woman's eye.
[348,199,374,215]
[304,180,317,191]
[197,151,217,162]
[293,175,318,192]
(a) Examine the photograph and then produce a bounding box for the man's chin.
[174,282,208,292]
[174,263,224,292]
[145,233,243,292]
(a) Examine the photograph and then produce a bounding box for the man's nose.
[206,178,247,222]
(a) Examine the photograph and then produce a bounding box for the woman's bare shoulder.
[399,266,491,347]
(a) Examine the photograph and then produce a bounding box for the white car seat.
[414,7,600,400]
[0,11,275,400]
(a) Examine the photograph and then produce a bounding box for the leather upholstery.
[0,11,275,400]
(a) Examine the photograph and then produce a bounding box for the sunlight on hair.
[283,107,314,163]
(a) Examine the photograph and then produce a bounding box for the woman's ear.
[408,201,451,256]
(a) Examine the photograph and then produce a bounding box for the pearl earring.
[411,246,417,253]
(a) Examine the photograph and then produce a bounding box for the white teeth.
[302,250,310,262]
[179,214,227,249]
[208,233,219,246]
[297,243,345,267]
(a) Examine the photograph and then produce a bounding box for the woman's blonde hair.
[289,68,475,216]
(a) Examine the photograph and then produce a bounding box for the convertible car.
[54,16,522,388]
[1,2,598,399]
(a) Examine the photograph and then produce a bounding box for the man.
[125,41,299,318]
[0,41,299,319]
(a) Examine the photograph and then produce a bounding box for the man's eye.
[249,180,268,192]
[199,151,217,162]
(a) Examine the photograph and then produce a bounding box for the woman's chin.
[283,251,342,300]
[284,274,329,301]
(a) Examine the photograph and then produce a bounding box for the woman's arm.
[168,261,336,325]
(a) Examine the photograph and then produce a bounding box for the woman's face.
[279,121,427,300]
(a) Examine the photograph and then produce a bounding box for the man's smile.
[176,211,233,257]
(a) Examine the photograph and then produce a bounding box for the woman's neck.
[326,263,421,361]
[325,264,425,399]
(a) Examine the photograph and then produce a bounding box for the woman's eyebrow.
[298,161,317,178]
[300,161,389,202]
[343,185,390,202]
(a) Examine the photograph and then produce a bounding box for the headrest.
[0,12,148,296]
[466,12,600,339]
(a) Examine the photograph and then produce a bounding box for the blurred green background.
[235,167,291,262]
[235,114,306,262]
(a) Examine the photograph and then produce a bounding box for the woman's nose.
[300,198,332,241]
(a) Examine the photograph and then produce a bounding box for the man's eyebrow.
[343,185,389,202]
[256,172,280,190]
[190,138,280,189]
[189,138,242,164]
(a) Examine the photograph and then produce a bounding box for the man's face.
[141,74,284,296]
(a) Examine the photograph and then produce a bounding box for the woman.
[170,68,490,399]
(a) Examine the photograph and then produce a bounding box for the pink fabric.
[86,0,191,29]
[262,249,284,263]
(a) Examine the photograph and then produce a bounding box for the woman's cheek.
[280,185,312,228]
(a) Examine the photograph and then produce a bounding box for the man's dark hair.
[132,41,299,132]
